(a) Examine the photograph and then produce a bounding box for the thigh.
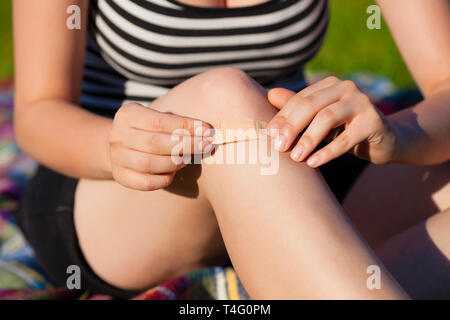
[375,208,450,299]
[343,161,450,247]
[74,163,227,290]
[74,67,275,291]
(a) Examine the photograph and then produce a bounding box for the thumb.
[268,88,296,109]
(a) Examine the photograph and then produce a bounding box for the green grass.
[0,0,414,86]
[307,0,414,86]
[0,0,13,79]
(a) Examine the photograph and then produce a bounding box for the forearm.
[15,100,113,180]
[389,83,450,165]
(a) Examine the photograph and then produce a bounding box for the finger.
[268,76,341,109]
[112,166,175,191]
[112,148,188,174]
[267,82,347,152]
[290,101,354,162]
[268,88,295,109]
[305,126,367,168]
[120,103,213,136]
[121,128,212,155]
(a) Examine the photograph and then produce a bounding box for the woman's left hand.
[267,76,399,167]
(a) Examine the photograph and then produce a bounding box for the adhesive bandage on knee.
[208,119,269,145]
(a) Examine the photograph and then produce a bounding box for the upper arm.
[13,0,89,110]
[377,0,450,96]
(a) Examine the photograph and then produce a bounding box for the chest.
[173,0,270,8]
[87,0,329,87]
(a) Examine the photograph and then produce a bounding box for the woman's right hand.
[109,103,213,191]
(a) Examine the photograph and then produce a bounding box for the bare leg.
[343,161,450,298]
[75,68,407,298]
[376,208,450,299]
[343,162,450,247]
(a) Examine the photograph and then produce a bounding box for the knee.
[199,67,260,98]
[189,67,277,122]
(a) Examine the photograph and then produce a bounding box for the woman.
[13,0,449,299]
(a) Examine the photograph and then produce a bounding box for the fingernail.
[291,145,304,161]
[266,123,280,137]
[182,154,191,164]
[307,155,320,167]
[195,125,211,137]
[194,126,203,136]
[199,140,212,153]
[274,135,287,151]
[205,127,215,137]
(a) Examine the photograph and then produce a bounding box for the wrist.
[96,118,114,179]
[387,108,428,165]
[389,118,410,164]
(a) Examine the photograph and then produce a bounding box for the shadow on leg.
[376,208,450,299]
[343,162,450,247]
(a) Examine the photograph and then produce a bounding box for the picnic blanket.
[0,73,421,300]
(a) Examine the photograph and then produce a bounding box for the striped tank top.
[82,0,329,116]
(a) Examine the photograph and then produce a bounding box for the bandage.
[208,119,268,144]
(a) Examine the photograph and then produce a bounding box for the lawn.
[0,0,414,86]
[307,0,414,86]
[0,0,13,79]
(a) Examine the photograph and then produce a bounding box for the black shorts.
[17,153,368,299]
[17,165,142,299]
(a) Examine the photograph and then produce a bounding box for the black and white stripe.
[81,0,329,116]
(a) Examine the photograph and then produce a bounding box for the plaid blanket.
[0,74,421,300]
